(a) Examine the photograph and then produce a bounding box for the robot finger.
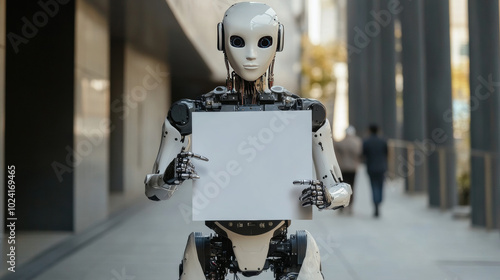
[300,199,314,207]
[314,190,323,196]
[294,180,309,185]
[177,166,195,175]
[180,152,209,161]
[301,185,323,194]
[301,187,309,195]
[192,153,209,161]
[180,173,201,180]
[293,179,322,186]
[178,152,193,158]
[299,190,314,201]
[300,187,312,196]
[180,162,195,172]
[301,197,324,208]
[174,157,188,169]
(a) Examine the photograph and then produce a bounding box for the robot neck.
[233,74,267,105]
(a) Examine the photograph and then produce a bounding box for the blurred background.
[0,0,499,279]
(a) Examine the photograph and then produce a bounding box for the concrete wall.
[73,0,110,232]
[5,0,76,230]
[123,44,170,197]
[3,0,110,232]
[107,0,174,202]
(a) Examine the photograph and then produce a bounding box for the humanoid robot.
[144,2,352,279]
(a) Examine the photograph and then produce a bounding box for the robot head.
[218,2,284,82]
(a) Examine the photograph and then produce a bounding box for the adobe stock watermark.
[110,267,136,280]
[348,0,404,57]
[111,65,169,120]
[177,110,299,224]
[51,65,168,182]
[314,231,341,262]
[8,0,71,54]
[396,128,448,178]
[396,73,500,177]
[443,74,500,126]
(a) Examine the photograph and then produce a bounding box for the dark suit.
[362,135,388,210]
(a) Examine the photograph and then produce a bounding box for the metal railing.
[386,138,499,229]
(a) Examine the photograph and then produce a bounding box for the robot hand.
[294,180,333,209]
[328,181,352,209]
[163,151,208,185]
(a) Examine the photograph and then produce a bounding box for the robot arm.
[144,117,207,201]
[295,119,352,210]
[144,118,187,201]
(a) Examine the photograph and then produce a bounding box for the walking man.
[362,124,388,217]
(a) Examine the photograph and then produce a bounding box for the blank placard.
[191,110,312,221]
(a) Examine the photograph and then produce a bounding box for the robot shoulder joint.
[302,99,326,132]
[168,99,196,135]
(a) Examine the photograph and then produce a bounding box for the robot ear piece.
[276,24,284,52]
[217,22,224,51]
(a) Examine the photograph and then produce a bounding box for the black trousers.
[368,171,385,205]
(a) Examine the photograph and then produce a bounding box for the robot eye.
[230,36,245,48]
[258,36,273,48]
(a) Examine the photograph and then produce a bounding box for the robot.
[144,2,352,279]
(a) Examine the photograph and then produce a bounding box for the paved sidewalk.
[12,165,500,279]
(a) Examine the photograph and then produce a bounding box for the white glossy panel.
[74,0,110,232]
[123,44,170,195]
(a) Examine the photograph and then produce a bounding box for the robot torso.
[167,85,327,237]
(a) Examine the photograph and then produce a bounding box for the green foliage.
[301,36,346,99]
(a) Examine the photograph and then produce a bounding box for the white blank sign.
[191,110,312,221]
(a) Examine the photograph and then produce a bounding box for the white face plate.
[223,3,279,81]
